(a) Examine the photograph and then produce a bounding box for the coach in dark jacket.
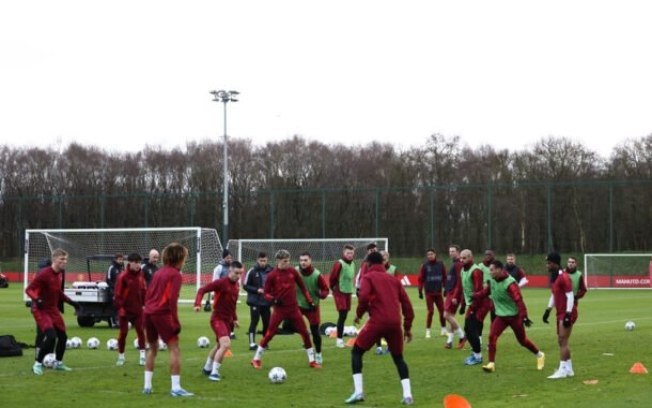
[243,252,273,350]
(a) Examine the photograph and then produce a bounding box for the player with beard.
[329,245,356,348]
[443,245,466,349]
[505,253,529,288]
[460,249,491,366]
[296,252,329,365]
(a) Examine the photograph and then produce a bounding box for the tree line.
[1,134,651,259]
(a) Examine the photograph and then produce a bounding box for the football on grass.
[625,321,636,331]
[268,367,287,384]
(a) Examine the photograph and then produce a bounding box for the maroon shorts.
[355,321,404,356]
[556,309,578,334]
[300,306,320,326]
[211,318,232,340]
[144,313,179,344]
[444,295,459,314]
[33,308,66,332]
[333,291,352,311]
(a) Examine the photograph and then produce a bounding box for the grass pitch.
[0,286,650,407]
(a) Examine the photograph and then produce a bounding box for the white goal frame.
[584,253,652,290]
[23,227,223,302]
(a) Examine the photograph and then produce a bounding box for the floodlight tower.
[210,89,239,244]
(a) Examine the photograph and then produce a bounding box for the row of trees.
[1,134,651,259]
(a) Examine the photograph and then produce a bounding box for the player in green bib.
[329,244,356,348]
[473,260,545,373]
[296,252,329,365]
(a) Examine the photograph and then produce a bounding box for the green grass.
[1,285,650,407]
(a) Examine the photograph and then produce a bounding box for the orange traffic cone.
[329,330,338,338]
[629,362,648,374]
[346,338,356,347]
[443,393,472,408]
[225,349,233,358]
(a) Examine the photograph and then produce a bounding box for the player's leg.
[209,323,231,382]
[116,314,129,365]
[483,317,508,372]
[508,317,544,370]
[463,313,483,365]
[166,336,192,396]
[143,313,158,393]
[346,324,375,403]
[434,293,447,336]
[260,305,271,337]
[385,326,413,404]
[425,292,435,337]
[53,327,69,370]
[248,305,261,350]
[289,310,318,366]
[252,308,283,367]
[335,291,350,347]
[133,314,147,365]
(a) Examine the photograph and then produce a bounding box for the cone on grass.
[346,338,356,347]
[329,330,338,338]
[225,349,233,358]
[629,362,648,374]
[443,393,472,408]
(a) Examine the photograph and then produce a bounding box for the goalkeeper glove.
[459,304,466,315]
[35,298,44,309]
[522,316,533,327]
[418,292,423,300]
[563,312,572,328]
[542,307,551,324]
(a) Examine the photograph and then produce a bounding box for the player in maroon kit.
[473,260,545,373]
[542,252,587,379]
[330,244,356,348]
[443,244,466,348]
[417,248,447,339]
[114,252,147,367]
[251,249,320,369]
[194,261,244,381]
[142,242,193,397]
[345,251,415,406]
[26,248,79,375]
[460,249,492,366]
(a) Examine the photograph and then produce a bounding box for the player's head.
[566,257,577,273]
[114,253,124,264]
[257,252,268,267]
[546,252,561,271]
[366,243,378,254]
[366,251,383,265]
[163,242,189,269]
[489,260,504,278]
[228,261,244,282]
[448,244,460,259]
[148,249,160,264]
[506,253,516,266]
[483,249,495,263]
[275,249,291,269]
[222,249,233,263]
[127,252,142,271]
[299,252,312,269]
[426,248,437,261]
[51,248,68,272]
[342,245,355,261]
[460,249,474,265]
[381,250,390,264]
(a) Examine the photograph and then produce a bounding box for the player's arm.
[194,280,218,310]
[399,284,415,334]
[471,269,485,294]
[506,283,527,317]
[576,274,587,299]
[329,262,342,291]
[294,269,313,305]
[25,273,44,301]
[317,274,329,299]
[355,276,371,319]
[169,273,182,330]
[441,263,447,294]
[263,271,277,303]
[114,273,125,309]
[242,268,258,294]
[417,264,425,298]
[472,282,490,301]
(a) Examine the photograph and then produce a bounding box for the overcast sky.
[1,0,651,158]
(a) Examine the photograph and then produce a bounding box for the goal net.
[584,253,652,289]
[228,238,389,275]
[24,227,223,302]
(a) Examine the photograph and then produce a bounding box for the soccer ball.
[158,338,168,351]
[343,325,358,337]
[43,353,57,368]
[268,367,287,384]
[87,337,100,349]
[70,337,82,349]
[324,326,336,336]
[107,338,118,350]
[625,321,636,331]
[197,336,210,348]
[66,339,74,349]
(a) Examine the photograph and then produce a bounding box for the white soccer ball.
[43,353,57,368]
[268,366,287,384]
[343,325,358,337]
[324,327,336,336]
[87,337,100,349]
[625,321,636,331]
[158,338,167,351]
[106,338,118,350]
[197,336,210,348]
[70,337,82,349]
[66,339,74,349]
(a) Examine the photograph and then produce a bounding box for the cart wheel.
[77,316,95,327]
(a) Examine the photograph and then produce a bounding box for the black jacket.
[243,263,273,306]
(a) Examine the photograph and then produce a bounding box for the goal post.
[24,227,224,302]
[228,238,389,275]
[583,253,652,289]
